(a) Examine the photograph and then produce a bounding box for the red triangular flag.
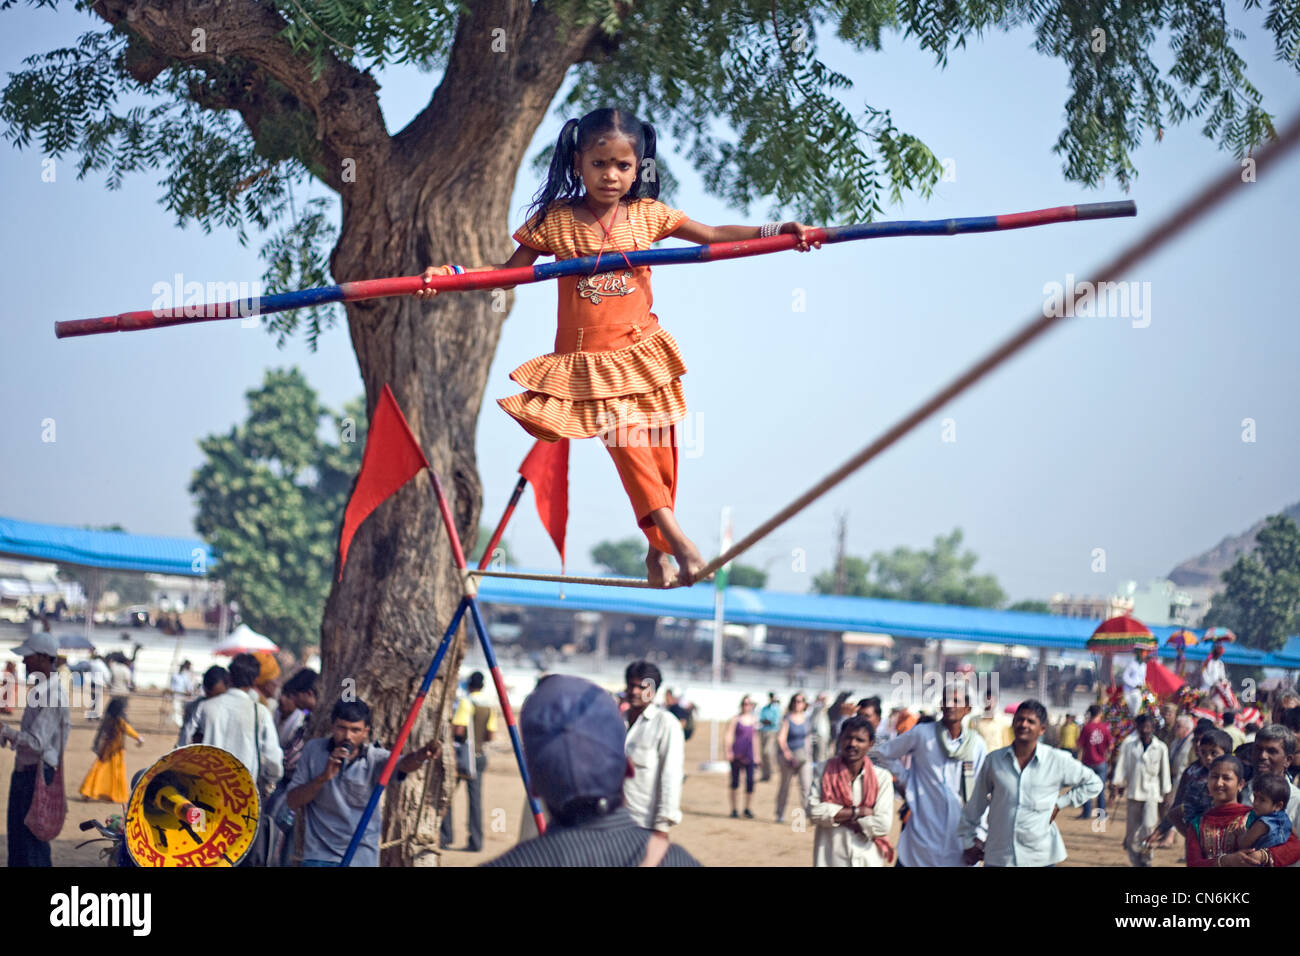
[1145,658,1185,700]
[519,439,568,570]
[337,384,431,578]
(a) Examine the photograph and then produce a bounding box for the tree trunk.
[317,6,601,866]
[320,174,511,865]
[89,0,602,867]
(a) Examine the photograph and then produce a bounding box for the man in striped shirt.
[483,675,700,867]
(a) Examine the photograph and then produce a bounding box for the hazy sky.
[1,6,1297,602]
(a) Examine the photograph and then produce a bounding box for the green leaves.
[2,0,1291,354]
[566,0,938,223]
[811,527,1007,607]
[270,0,461,72]
[1204,514,1300,651]
[728,562,769,587]
[592,537,649,577]
[0,25,315,244]
[189,368,366,653]
[260,196,342,350]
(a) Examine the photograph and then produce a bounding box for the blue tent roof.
[477,570,1300,669]
[0,516,215,577]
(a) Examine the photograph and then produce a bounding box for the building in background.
[1120,578,1210,628]
[1048,593,1134,620]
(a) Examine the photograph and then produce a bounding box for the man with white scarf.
[1110,712,1171,867]
[869,681,988,866]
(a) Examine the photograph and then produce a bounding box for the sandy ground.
[1,702,1172,867]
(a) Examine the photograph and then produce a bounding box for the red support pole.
[478,476,527,571]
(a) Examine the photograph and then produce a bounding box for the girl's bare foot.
[646,548,678,588]
[673,539,711,586]
[647,507,713,586]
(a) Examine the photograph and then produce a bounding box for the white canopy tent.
[213,623,278,656]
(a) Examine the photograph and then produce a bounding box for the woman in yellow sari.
[79,697,143,802]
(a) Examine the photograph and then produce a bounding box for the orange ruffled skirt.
[498,325,688,442]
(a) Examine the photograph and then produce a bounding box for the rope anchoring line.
[468,112,1300,591]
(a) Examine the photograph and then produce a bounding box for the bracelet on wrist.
[759,221,781,239]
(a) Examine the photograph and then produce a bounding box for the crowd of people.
[485,667,1300,868]
[6,632,1300,868]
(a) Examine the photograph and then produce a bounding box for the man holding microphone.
[287,698,438,866]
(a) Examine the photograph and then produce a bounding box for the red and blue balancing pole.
[53,202,1136,338]
[338,471,541,866]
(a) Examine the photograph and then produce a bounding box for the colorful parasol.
[1166,628,1200,650]
[1087,614,1157,653]
[1204,627,1236,643]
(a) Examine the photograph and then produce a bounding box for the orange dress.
[79,718,141,803]
[504,198,689,551]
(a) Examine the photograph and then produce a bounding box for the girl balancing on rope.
[417,107,821,587]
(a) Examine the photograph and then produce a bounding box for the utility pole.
[833,510,848,596]
[827,511,848,691]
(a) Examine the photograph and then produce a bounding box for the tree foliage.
[812,527,1006,607]
[4,0,1294,347]
[468,524,514,567]
[189,368,365,653]
[1008,599,1052,614]
[728,563,769,588]
[592,537,647,577]
[1203,514,1300,651]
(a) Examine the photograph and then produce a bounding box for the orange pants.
[603,423,678,553]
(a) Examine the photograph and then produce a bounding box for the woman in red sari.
[1185,755,1300,867]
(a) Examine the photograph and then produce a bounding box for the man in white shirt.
[959,699,1101,867]
[1200,643,1227,692]
[107,652,133,701]
[0,633,71,867]
[86,653,111,718]
[1120,651,1147,718]
[169,660,197,728]
[622,661,683,860]
[870,682,987,866]
[182,652,283,796]
[808,716,894,866]
[1111,713,1171,866]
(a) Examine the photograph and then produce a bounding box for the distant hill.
[1168,500,1300,588]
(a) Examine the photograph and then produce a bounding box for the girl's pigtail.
[638,121,661,201]
[525,118,582,232]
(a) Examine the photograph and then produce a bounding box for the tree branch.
[394,0,602,177]
[90,0,388,190]
[182,59,345,190]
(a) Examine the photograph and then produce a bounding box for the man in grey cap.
[1,633,71,866]
[483,675,701,867]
